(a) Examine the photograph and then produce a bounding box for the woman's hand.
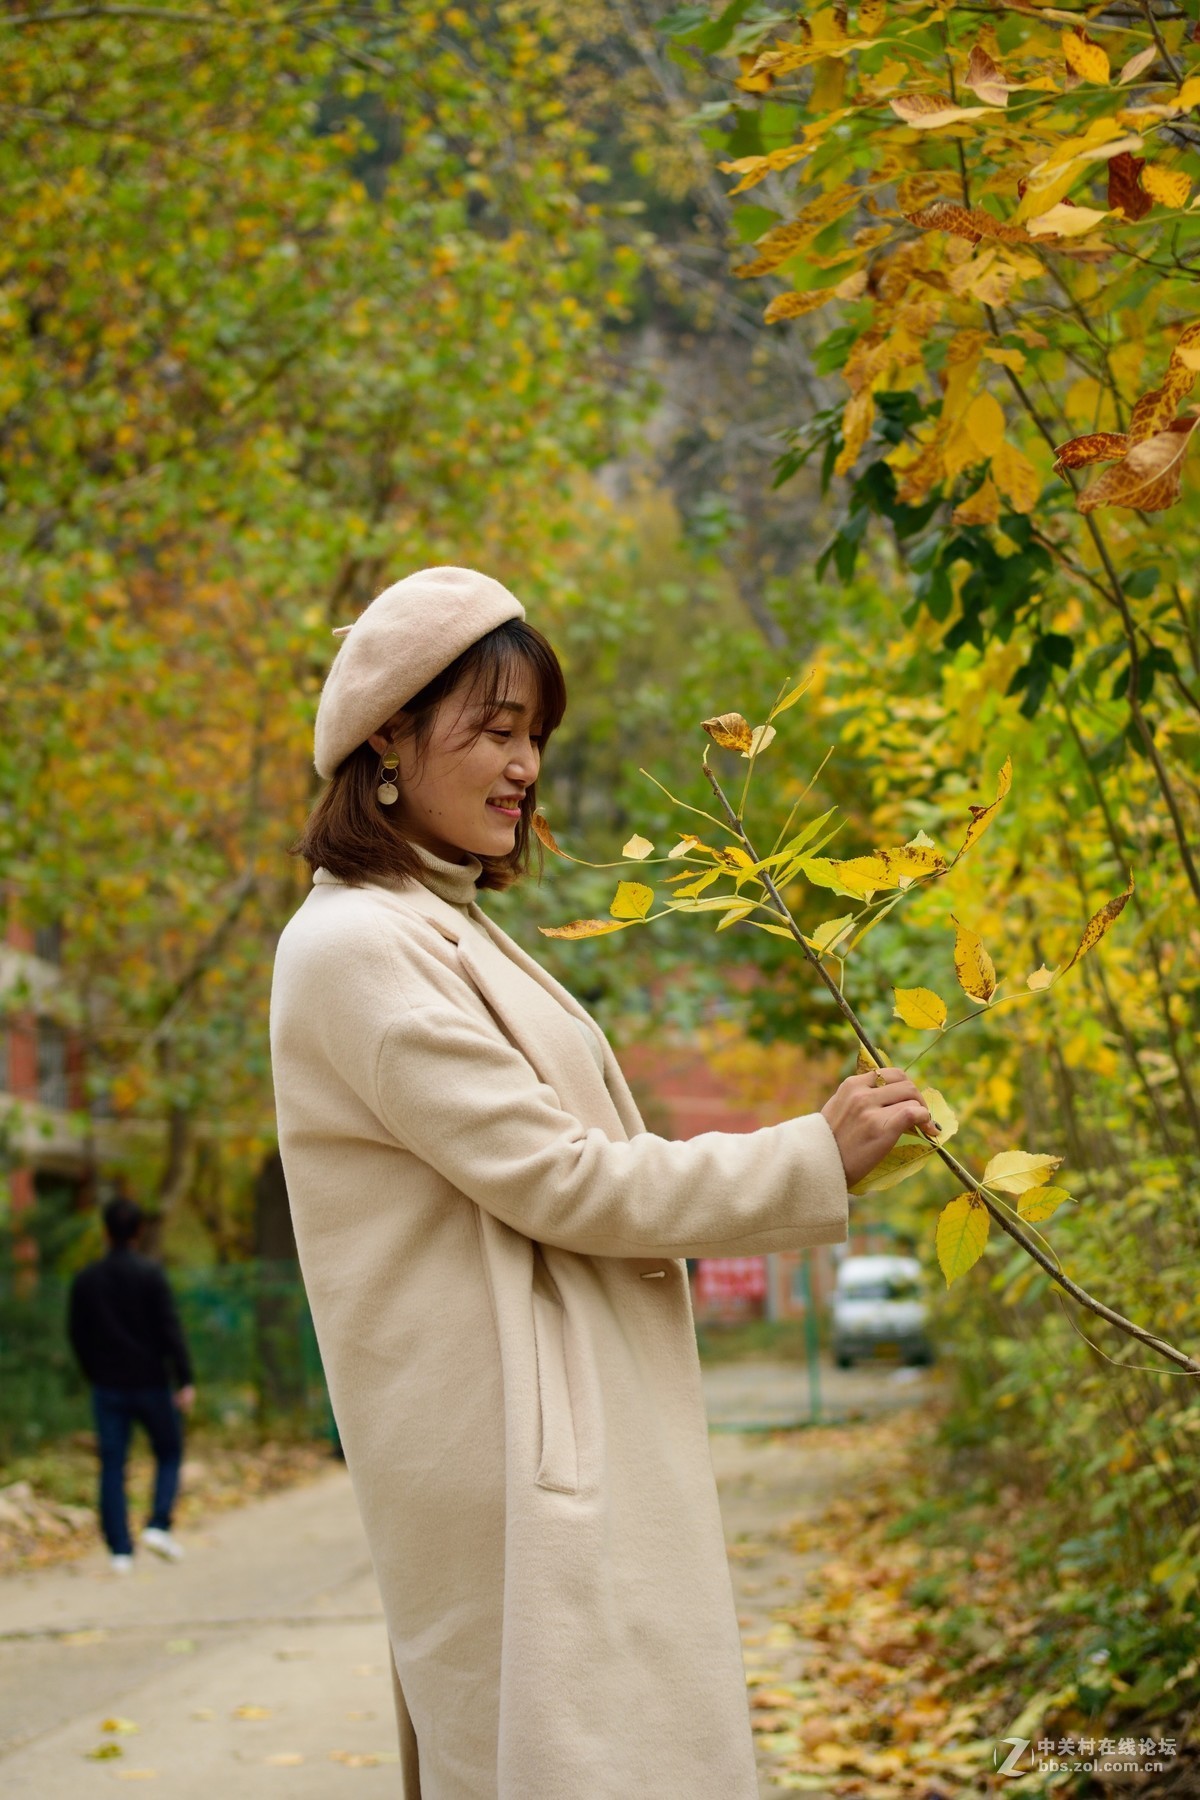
[821,1068,935,1189]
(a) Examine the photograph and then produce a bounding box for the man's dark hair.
[102,1197,144,1247]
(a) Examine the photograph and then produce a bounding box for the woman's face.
[368,662,544,864]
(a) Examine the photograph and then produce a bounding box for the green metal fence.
[0,1262,331,1460]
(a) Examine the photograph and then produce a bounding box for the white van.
[831,1254,933,1368]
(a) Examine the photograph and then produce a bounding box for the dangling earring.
[376,746,400,806]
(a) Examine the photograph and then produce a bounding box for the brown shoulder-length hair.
[292,618,566,892]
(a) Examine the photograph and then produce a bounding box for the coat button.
[640,1269,666,1279]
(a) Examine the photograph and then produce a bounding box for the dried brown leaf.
[701,711,754,751]
[1107,150,1152,220]
[1077,417,1199,511]
[1052,431,1130,474]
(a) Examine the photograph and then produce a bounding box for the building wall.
[1,890,92,1256]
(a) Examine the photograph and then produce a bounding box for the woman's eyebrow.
[477,699,528,715]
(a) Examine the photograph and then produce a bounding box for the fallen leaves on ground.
[735,1410,1193,1796]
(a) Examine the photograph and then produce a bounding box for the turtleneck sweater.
[405,841,608,1079]
[409,840,483,909]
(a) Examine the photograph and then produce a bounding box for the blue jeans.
[92,1386,183,1556]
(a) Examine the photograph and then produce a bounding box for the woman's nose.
[509,740,540,780]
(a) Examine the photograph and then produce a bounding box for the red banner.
[695,1257,767,1301]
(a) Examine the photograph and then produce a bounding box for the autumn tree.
[0,1,637,1249]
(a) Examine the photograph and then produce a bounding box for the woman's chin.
[470,816,520,853]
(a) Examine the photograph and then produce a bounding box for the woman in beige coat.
[269,566,932,1800]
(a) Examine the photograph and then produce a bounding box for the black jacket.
[68,1248,193,1389]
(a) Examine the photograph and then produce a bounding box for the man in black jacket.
[68,1197,195,1572]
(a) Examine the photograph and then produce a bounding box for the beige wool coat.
[269,849,850,1799]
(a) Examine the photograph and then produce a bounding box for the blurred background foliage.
[2,0,1198,1755]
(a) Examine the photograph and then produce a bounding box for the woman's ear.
[367,709,407,756]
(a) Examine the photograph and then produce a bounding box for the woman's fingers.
[820,1069,937,1187]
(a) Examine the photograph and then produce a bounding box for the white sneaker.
[140,1527,183,1562]
[110,1553,134,1574]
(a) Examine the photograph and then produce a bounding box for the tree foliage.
[0,1,636,1234]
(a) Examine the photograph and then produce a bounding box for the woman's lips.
[487,799,522,818]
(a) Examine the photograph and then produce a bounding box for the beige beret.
[313,565,525,777]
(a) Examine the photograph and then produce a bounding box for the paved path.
[0,1360,937,1797]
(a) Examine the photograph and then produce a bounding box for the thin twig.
[701,757,1200,1377]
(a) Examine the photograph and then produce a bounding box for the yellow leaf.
[826,852,890,897]
[982,1149,1063,1194]
[764,287,838,324]
[622,833,654,860]
[937,1194,990,1284]
[1064,874,1135,966]
[539,917,634,939]
[671,868,721,900]
[834,389,875,477]
[1026,964,1057,990]
[1027,203,1110,238]
[1179,74,1200,108]
[807,914,856,954]
[716,900,758,931]
[856,1044,880,1073]
[1142,163,1192,208]
[742,723,777,758]
[749,921,795,939]
[952,915,997,1002]
[769,668,816,718]
[893,986,948,1030]
[86,1744,125,1760]
[982,346,1028,372]
[264,1754,306,1767]
[992,440,1041,512]
[887,842,948,880]
[952,476,1001,525]
[964,391,1006,457]
[667,833,702,858]
[958,755,1012,857]
[922,1087,958,1143]
[701,711,754,751]
[713,845,756,873]
[850,1142,937,1194]
[796,856,870,899]
[233,1706,273,1720]
[102,1720,140,1736]
[1062,29,1110,85]
[1017,1184,1072,1222]
[610,880,654,920]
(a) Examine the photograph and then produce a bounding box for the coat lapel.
[370,879,640,1139]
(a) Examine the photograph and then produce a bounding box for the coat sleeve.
[373,1000,848,1258]
[150,1269,194,1388]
